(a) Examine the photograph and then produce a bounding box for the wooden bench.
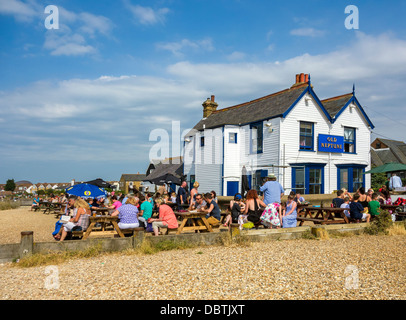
[120,227,145,237]
[164,228,179,235]
[70,231,84,239]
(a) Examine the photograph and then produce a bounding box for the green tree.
[4,179,16,192]
[371,172,387,191]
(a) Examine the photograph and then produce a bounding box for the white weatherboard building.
[183,74,375,197]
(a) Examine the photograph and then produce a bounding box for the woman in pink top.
[108,195,122,210]
[148,198,178,236]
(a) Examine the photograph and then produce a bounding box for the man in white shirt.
[389,173,403,190]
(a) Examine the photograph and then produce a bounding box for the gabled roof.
[190,81,374,132]
[120,174,147,181]
[192,83,309,131]
[371,138,406,166]
[145,159,183,182]
[323,93,375,129]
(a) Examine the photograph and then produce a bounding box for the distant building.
[371,138,406,179]
[184,73,375,196]
[119,173,147,194]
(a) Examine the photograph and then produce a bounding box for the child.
[349,194,370,222]
[340,196,351,218]
[170,192,177,203]
[295,192,305,204]
[368,193,381,217]
[332,190,345,208]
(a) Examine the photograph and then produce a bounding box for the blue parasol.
[65,183,107,199]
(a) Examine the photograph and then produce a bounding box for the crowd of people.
[332,185,394,222]
[42,172,403,241]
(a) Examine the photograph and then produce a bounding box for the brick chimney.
[292,73,310,87]
[202,95,218,118]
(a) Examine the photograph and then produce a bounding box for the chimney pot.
[305,74,309,83]
[299,73,305,83]
[295,74,300,83]
[211,95,215,102]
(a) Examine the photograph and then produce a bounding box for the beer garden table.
[174,211,214,234]
[297,206,348,226]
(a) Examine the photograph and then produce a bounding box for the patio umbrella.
[364,162,406,174]
[149,173,181,185]
[241,166,250,197]
[85,178,112,189]
[65,183,107,199]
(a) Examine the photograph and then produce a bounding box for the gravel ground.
[0,207,405,300]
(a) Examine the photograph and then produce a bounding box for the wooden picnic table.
[82,216,124,240]
[297,206,348,226]
[91,207,112,216]
[42,202,64,215]
[174,211,215,234]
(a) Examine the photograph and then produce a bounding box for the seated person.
[31,195,40,211]
[332,190,345,208]
[138,195,153,228]
[188,193,207,211]
[111,197,139,229]
[349,194,370,222]
[295,192,305,204]
[55,198,91,241]
[223,193,245,227]
[368,193,381,218]
[148,198,178,236]
[340,197,351,218]
[201,193,221,226]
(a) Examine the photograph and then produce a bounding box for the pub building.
[183,73,374,196]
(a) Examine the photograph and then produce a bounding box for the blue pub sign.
[318,134,344,153]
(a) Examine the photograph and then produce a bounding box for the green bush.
[364,209,393,235]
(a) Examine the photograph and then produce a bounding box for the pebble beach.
[0,207,405,300]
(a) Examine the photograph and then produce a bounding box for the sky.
[1,0,406,184]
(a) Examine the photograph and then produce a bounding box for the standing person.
[189,182,199,207]
[111,197,139,229]
[138,195,153,228]
[176,181,187,211]
[148,198,178,236]
[349,194,371,222]
[389,173,403,190]
[282,195,298,228]
[201,192,221,226]
[260,173,285,205]
[56,198,91,241]
[243,189,266,225]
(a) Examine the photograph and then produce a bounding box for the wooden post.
[20,231,34,259]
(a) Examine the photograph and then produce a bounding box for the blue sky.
[1,0,406,184]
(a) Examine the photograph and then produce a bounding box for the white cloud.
[1,31,406,176]
[126,3,170,25]
[42,7,114,56]
[0,0,40,22]
[156,38,214,58]
[290,27,325,37]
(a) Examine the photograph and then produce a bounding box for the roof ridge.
[321,93,353,102]
[212,83,308,114]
